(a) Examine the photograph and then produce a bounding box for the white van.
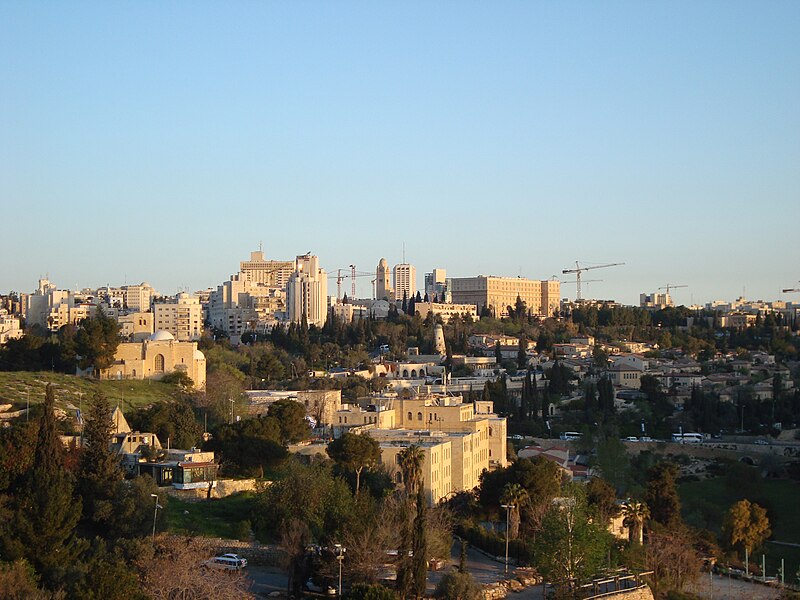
[206,554,247,571]
[559,432,582,441]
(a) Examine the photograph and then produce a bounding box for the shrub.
[434,571,481,600]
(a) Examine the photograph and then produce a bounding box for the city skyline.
[2,3,798,304]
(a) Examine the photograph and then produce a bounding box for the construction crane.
[328,266,372,300]
[562,261,624,301]
[783,282,800,293]
[659,284,688,296]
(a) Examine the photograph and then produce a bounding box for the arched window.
[420,369,425,377]
[402,369,409,378]
[411,369,417,378]
[408,412,413,421]
[154,354,165,372]
[132,369,136,377]
[417,412,423,421]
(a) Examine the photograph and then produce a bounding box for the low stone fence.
[165,478,259,500]
[191,536,285,567]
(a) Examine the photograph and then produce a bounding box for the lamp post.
[229,398,235,424]
[150,493,162,543]
[501,503,514,574]
[334,544,346,596]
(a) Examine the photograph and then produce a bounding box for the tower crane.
[561,261,624,301]
[328,266,372,300]
[783,282,800,294]
[659,284,688,296]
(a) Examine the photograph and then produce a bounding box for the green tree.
[267,399,310,444]
[586,477,619,526]
[412,486,428,599]
[723,499,771,557]
[645,462,681,530]
[500,483,528,540]
[536,484,612,586]
[327,432,382,494]
[75,310,120,376]
[622,501,649,545]
[77,392,123,533]
[9,384,84,588]
[398,445,425,497]
[517,337,528,371]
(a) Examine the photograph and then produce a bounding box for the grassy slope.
[165,492,256,539]
[0,371,178,414]
[680,477,800,579]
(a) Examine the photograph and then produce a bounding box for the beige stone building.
[118,312,155,342]
[0,309,23,345]
[286,254,328,327]
[154,292,203,341]
[372,431,453,505]
[330,392,506,503]
[240,249,294,288]
[450,276,560,318]
[415,301,478,323]
[100,330,206,390]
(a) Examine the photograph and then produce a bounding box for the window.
[154,354,165,372]
[417,412,423,421]
[408,412,412,421]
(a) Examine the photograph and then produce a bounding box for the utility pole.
[501,503,514,575]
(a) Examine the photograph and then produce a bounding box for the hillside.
[0,371,179,416]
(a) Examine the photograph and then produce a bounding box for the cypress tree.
[77,392,123,533]
[411,485,428,598]
[13,384,83,587]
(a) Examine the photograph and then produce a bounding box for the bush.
[346,583,399,600]
[235,519,251,541]
[434,571,481,600]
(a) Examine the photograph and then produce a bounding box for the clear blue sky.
[2,2,798,305]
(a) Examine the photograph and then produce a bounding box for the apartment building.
[393,263,416,301]
[154,292,203,341]
[286,254,328,327]
[450,276,560,318]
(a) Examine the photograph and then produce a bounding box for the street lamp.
[334,543,346,596]
[501,504,515,574]
[151,493,162,543]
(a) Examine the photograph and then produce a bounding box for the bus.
[671,432,704,444]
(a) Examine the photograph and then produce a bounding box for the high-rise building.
[424,268,449,301]
[376,258,393,300]
[287,254,328,326]
[393,263,416,301]
[240,250,294,288]
[450,276,560,318]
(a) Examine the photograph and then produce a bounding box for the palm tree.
[399,445,425,497]
[622,501,650,545]
[500,483,528,540]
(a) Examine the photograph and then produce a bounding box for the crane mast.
[561,261,624,301]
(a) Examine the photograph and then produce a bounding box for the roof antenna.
[402,242,406,264]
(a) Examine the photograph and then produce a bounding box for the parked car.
[305,578,337,595]
[754,439,769,445]
[622,436,639,442]
[205,554,247,571]
[639,436,653,442]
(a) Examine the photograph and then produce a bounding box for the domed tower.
[376,258,393,300]
[433,323,446,355]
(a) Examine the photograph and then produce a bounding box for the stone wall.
[165,478,259,500]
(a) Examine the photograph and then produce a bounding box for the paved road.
[247,565,289,597]
[684,573,781,600]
